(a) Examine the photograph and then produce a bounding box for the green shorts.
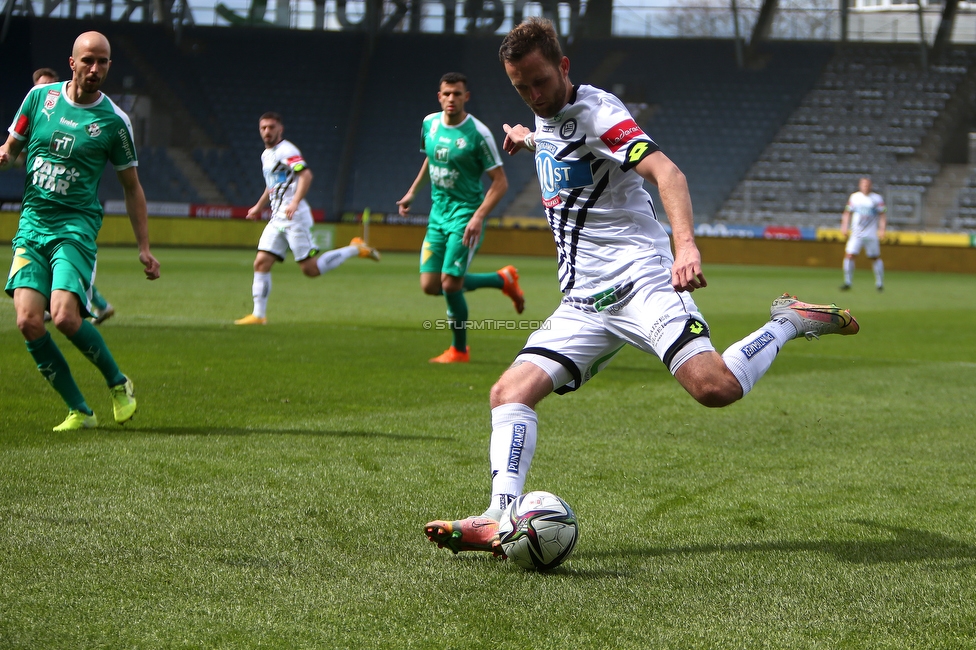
[419,222,484,277]
[5,230,97,315]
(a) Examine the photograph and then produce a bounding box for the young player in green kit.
[397,72,524,363]
[0,31,160,431]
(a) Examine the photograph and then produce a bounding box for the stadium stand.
[346,32,535,218]
[171,27,367,212]
[564,38,833,221]
[2,16,975,232]
[948,167,976,230]
[717,43,975,228]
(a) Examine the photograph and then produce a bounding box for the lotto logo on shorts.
[741,331,776,360]
[507,424,527,473]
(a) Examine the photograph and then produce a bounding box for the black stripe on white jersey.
[552,186,585,290]
[555,135,587,161]
[553,161,611,292]
[269,161,295,214]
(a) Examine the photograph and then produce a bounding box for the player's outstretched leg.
[771,293,859,340]
[424,516,504,556]
[350,237,381,261]
[110,375,137,424]
[497,265,525,314]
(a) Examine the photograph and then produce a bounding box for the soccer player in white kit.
[235,112,380,325]
[840,177,886,292]
[424,17,862,556]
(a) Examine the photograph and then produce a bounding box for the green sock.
[90,285,108,311]
[67,320,126,387]
[444,291,468,352]
[26,332,92,414]
[463,272,503,291]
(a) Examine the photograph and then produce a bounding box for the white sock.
[873,258,884,287]
[486,403,538,520]
[316,245,359,274]
[843,258,854,285]
[252,271,271,318]
[721,318,795,397]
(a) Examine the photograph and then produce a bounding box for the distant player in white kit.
[235,112,380,325]
[424,17,862,557]
[840,177,886,292]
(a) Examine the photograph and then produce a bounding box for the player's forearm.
[0,135,25,169]
[292,170,312,205]
[408,160,431,194]
[473,172,508,221]
[123,184,152,252]
[254,189,271,210]
[657,168,697,254]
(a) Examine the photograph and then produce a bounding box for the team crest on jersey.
[455,137,467,149]
[44,89,60,111]
[86,123,101,138]
[41,89,60,120]
[559,119,577,139]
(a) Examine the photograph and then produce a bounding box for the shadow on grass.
[577,519,976,566]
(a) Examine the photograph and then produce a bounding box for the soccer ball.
[498,491,579,570]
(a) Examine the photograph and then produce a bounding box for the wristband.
[524,132,536,151]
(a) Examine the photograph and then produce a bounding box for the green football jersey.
[8,82,138,240]
[420,112,503,228]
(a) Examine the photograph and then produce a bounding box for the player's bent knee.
[299,263,320,278]
[50,311,83,337]
[16,314,46,340]
[675,352,743,408]
[691,382,742,408]
[489,379,517,407]
[489,361,554,409]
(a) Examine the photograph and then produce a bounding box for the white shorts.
[515,267,715,394]
[845,235,880,258]
[257,205,318,262]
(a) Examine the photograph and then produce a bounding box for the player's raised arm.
[634,151,705,293]
[116,166,160,280]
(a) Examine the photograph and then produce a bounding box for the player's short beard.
[531,78,568,119]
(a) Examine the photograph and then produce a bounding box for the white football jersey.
[532,85,670,300]
[845,191,886,239]
[261,139,309,219]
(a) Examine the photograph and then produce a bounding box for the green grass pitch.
[1,246,975,648]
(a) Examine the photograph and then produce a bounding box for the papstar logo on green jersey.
[31,156,81,196]
[430,164,459,189]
